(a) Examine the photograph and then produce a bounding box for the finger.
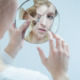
[62,40,65,49]
[52,33,61,49]
[66,44,69,53]
[47,31,55,54]
[37,47,47,64]
[62,43,67,56]
[22,26,28,39]
[19,20,30,32]
[66,44,70,58]
[62,41,69,57]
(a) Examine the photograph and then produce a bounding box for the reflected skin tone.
[29,4,56,43]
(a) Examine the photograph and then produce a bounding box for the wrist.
[51,72,69,80]
[0,50,14,65]
[5,42,20,58]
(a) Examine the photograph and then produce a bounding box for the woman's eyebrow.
[47,12,55,15]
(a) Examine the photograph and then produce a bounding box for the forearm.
[0,42,19,65]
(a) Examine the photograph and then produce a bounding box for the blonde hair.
[19,0,57,43]
[19,6,36,20]
[19,0,58,19]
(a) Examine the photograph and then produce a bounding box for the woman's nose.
[40,15,47,27]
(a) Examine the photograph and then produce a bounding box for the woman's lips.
[38,28,46,33]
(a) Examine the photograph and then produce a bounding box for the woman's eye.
[47,15,53,20]
[33,21,37,25]
[34,22,37,25]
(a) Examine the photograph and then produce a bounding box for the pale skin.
[0,0,69,80]
[29,4,56,43]
[24,4,56,43]
[37,31,69,80]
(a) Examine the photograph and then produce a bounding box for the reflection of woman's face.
[32,4,56,39]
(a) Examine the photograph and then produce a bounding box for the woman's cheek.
[47,20,53,30]
[32,26,37,35]
[35,28,39,35]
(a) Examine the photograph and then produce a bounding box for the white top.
[0,51,50,80]
[0,50,14,65]
[0,66,50,80]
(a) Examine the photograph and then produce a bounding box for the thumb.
[19,20,30,32]
[37,47,47,65]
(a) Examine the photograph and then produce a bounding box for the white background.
[0,0,80,80]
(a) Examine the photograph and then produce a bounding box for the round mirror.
[15,0,60,44]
